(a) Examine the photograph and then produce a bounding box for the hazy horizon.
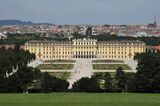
[0,0,159,25]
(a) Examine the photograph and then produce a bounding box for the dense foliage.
[0,33,69,45]
[0,66,40,93]
[113,67,127,92]
[133,52,160,93]
[0,46,35,75]
[1,33,160,46]
[72,77,101,92]
[72,52,160,93]
[41,72,69,92]
[72,68,128,93]
[0,46,69,93]
[0,46,36,92]
[72,34,160,46]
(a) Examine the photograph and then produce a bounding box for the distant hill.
[0,20,52,25]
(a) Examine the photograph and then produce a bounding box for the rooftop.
[25,39,145,45]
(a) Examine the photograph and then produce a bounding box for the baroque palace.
[24,38,146,59]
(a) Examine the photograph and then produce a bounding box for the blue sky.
[0,0,159,24]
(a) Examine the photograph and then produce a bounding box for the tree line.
[1,33,160,46]
[0,46,69,93]
[0,33,69,45]
[72,33,160,46]
[72,52,160,93]
[0,46,35,75]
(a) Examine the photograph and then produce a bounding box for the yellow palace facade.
[24,39,146,59]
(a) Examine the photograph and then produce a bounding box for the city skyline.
[0,0,159,25]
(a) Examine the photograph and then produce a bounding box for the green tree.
[41,72,54,92]
[72,77,100,92]
[104,73,113,92]
[86,27,92,36]
[0,66,41,93]
[134,52,160,93]
[41,72,69,92]
[114,67,127,93]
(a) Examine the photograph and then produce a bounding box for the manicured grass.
[44,60,76,63]
[0,93,160,106]
[94,72,135,77]
[49,72,71,80]
[92,60,124,63]
[36,64,74,70]
[93,64,132,70]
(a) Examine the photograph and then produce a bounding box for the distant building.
[0,33,7,39]
[0,44,25,50]
[135,32,148,37]
[147,19,157,28]
[147,45,160,53]
[0,44,15,49]
[24,39,146,60]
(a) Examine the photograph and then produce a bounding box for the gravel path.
[67,59,92,89]
[28,60,43,68]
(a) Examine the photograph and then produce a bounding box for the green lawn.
[92,60,124,63]
[93,64,132,70]
[49,72,71,80]
[0,93,160,106]
[36,64,74,70]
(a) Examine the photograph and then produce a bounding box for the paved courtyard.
[67,59,92,89]
[123,59,138,72]
[28,60,43,68]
